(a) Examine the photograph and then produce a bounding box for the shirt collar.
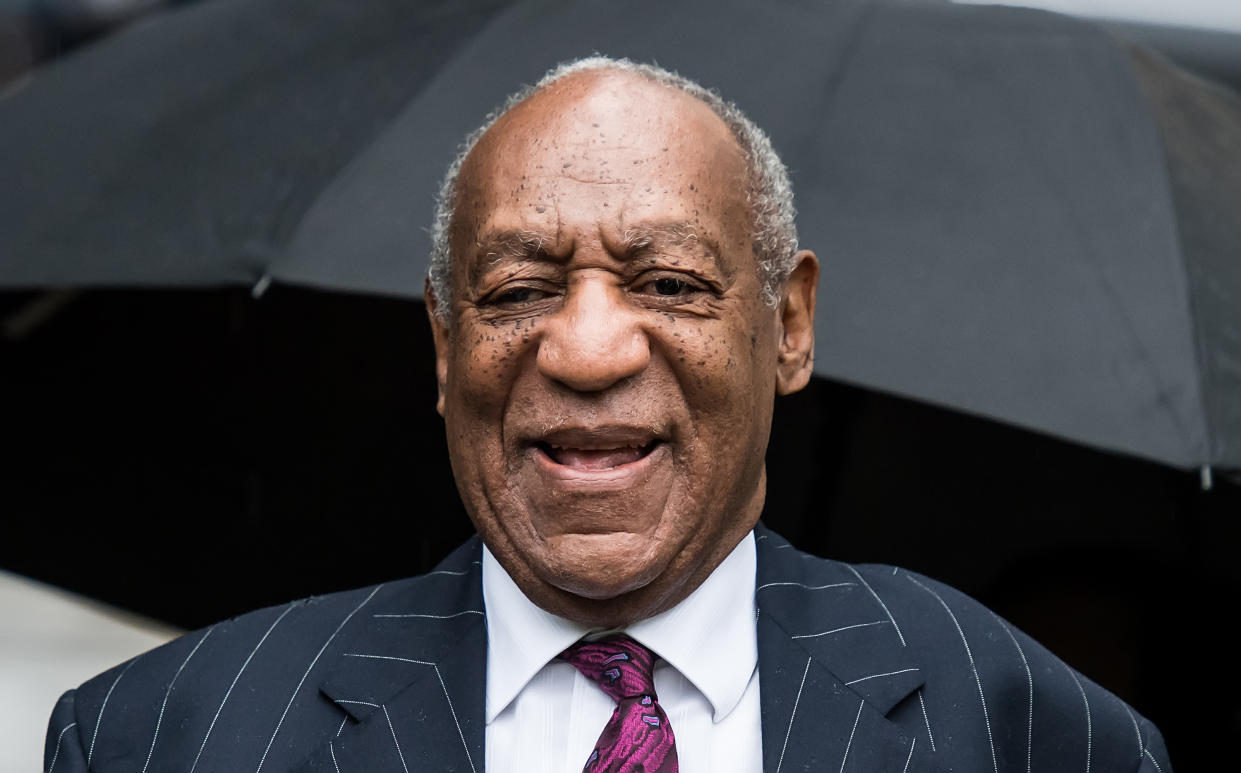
[482,532,757,724]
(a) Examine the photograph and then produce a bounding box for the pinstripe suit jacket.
[45,525,1172,772]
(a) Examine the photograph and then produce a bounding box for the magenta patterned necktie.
[558,635,679,773]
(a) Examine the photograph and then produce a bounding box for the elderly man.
[45,57,1171,773]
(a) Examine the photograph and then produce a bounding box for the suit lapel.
[755,526,933,772]
[299,539,487,773]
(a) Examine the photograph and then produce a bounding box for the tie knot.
[559,635,659,702]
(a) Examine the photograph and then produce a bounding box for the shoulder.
[756,528,1171,771]
[75,536,482,703]
[72,573,427,708]
[50,537,483,772]
[855,563,1171,771]
[73,582,375,704]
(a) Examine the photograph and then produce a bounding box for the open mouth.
[534,440,661,471]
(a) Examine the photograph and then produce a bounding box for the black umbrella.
[1,0,509,286]
[2,0,1239,475]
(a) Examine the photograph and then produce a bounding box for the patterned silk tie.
[558,635,679,773]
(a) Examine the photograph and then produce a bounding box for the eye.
[631,272,717,303]
[651,277,688,296]
[635,274,702,298]
[490,286,554,305]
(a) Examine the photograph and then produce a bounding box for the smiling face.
[428,70,817,627]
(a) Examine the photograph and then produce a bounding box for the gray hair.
[428,56,798,320]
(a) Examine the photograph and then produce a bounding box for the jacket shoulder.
[60,537,483,772]
[74,579,393,707]
[843,560,1172,772]
[756,531,1171,772]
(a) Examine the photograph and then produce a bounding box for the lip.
[536,424,665,449]
[524,424,671,490]
[530,441,670,489]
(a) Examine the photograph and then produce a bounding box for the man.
[45,57,1171,773]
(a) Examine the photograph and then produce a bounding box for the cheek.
[442,326,534,499]
[449,323,535,407]
[441,325,538,472]
[664,315,770,415]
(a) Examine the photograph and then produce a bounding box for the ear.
[425,278,451,417]
[774,250,818,396]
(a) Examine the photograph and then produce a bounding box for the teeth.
[539,441,656,471]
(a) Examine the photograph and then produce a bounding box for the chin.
[535,531,674,602]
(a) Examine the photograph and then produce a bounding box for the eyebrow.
[476,229,553,265]
[619,222,717,257]
[472,221,720,270]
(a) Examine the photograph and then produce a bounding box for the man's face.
[429,71,817,626]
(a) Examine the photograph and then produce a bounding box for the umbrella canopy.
[1,0,508,285]
[2,0,1238,474]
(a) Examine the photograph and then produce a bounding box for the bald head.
[449,69,754,298]
[427,57,798,320]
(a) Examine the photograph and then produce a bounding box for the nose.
[537,278,650,392]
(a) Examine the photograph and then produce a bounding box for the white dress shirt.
[482,533,763,773]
